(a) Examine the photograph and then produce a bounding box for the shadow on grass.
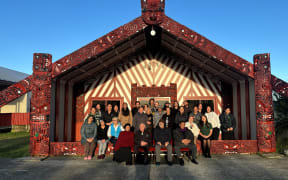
[0,135,30,158]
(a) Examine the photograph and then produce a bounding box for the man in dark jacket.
[189,106,202,125]
[134,123,151,164]
[173,121,198,166]
[174,106,188,128]
[219,107,236,140]
[154,119,172,166]
[133,106,148,132]
[161,107,174,129]
[132,101,141,117]
[103,104,115,126]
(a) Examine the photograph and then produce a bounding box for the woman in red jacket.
[114,123,134,165]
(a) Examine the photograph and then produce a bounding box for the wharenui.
[0,0,287,156]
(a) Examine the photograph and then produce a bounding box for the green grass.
[0,132,30,158]
[277,137,288,154]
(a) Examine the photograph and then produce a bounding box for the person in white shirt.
[205,106,221,140]
[185,115,200,145]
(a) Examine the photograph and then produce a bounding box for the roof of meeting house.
[0,0,287,108]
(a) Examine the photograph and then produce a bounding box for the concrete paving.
[0,154,287,180]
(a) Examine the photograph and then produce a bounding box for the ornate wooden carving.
[30,53,52,156]
[254,53,276,152]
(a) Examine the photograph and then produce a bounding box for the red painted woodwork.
[0,0,285,155]
[0,75,32,107]
[131,83,177,108]
[141,0,165,25]
[49,140,257,156]
[271,75,288,97]
[254,53,276,152]
[30,53,52,156]
[245,80,251,139]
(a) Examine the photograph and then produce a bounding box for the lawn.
[0,132,30,158]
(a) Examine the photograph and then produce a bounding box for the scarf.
[121,107,130,116]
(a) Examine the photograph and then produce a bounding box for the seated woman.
[97,120,109,159]
[114,124,134,165]
[199,115,213,158]
[107,117,124,147]
[81,115,97,160]
[134,123,151,165]
[185,115,200,144]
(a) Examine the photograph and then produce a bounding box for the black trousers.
[222,130,235,140]
[211,128,220,140]
[114,147,132,163]
[110,136,118,147]
[134,145,149,159]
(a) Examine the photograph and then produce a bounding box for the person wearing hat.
[96,120,109,159]
[154,119,173,166]
[81,115,97,160]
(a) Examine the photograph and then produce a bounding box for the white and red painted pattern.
[84,52,222,118]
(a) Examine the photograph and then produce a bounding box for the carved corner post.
[30,53,52,156]
[253,53,276,152]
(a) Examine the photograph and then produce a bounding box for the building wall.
[83,51,222,118]
[0,92,30,113]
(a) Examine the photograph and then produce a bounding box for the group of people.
[80,98,236,166]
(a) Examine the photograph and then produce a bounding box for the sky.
[0,0,287,81]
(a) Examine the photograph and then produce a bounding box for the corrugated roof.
[0,66,30,82]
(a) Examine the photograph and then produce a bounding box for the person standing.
[205,106,221,140]
[132,101,141,117]
[199,115,213,158]
[81,115,97,160]
[95,104,103,126]
[172,101,180,116]
[183,100,192,115]
[219,107,236,140]
[97,120,109,159]
[189,106,202,125]
[133,106,148,132]
[118,102,133,127]
[148,98,156,113]
[134,123,151,164]
[113,105,120,117]
[174,106,188,128]
[153,107,164,128]
[103,104,115,126]
[154,119,172,166]
[114,124,134,165]
[146,108,153,136]
[161,107,174,129]
[173,121,198,166]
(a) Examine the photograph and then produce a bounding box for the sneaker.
[97,155,101,159]
[155,162,160,166]
[87,156,92,160]
[102,154,105,159]
[178,158,184,166]
[207,154,212,158]
[167,161,173,166]
[191,158,198,165]
[84,157,88,160]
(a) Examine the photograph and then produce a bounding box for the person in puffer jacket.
[81,115,97,160]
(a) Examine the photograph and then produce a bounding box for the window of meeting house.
[186,99,215,114]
